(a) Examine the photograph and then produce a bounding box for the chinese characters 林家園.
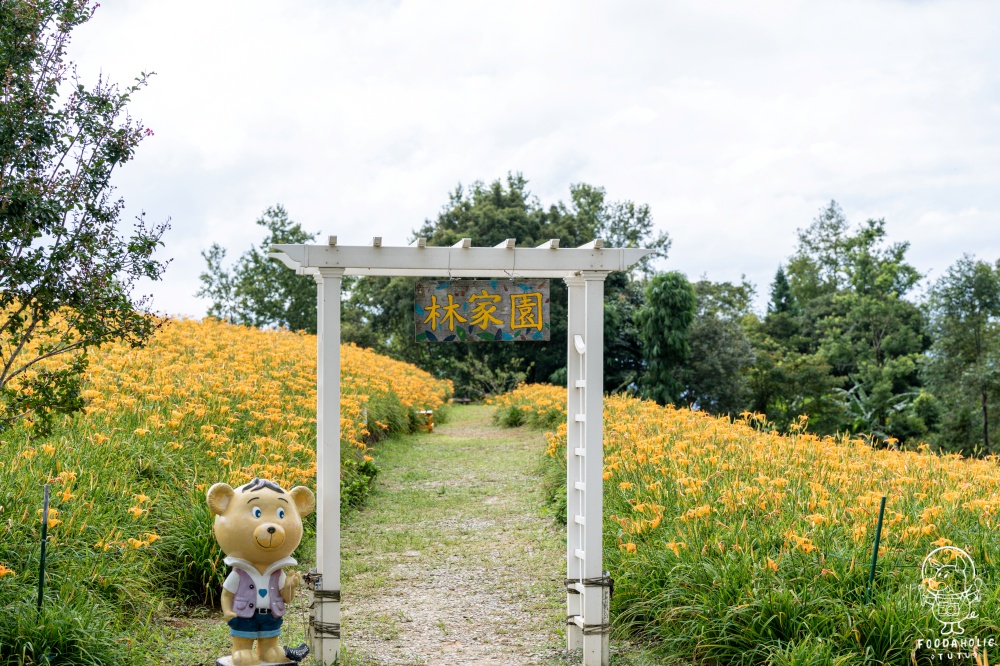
[415,280,549,342]
[423,290,543,332]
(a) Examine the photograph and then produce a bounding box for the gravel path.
[338,405,568,666]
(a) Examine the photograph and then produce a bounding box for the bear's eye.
[252,507,262,519]
[278,508,285,519]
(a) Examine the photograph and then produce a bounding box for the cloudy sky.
[71,0,1000,317]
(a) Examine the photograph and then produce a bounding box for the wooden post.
[581,272,608,666]
[564,275,585,652]
[564,272,609,666]
[312,267,344,665]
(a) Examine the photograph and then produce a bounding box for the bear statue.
[207,478,315,666]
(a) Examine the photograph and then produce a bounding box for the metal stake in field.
[865,495,887,605]
[37,483,50,615]
[272,237,651,666]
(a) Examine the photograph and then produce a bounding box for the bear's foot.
[231,648,260,666]
[257,636,287,664]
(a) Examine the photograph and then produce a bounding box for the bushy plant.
[0,599,127,666]
[488,383,565,429]
[155,492,226,607]
[341,454,379,509]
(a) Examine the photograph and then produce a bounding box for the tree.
[759,202,927,441]
[924,255,1000,454]
[0,0,169,435]
[815,218,926,441]
[343,175,562,389]
[603,278,646,393]
[197,205,318,333]
[342,174,670,395]
[744,326,839,431]
[768,265,796,316]
[568,183,671,278]
[682,278,756,416]
[635,272,696,406]
[786,200,851,303]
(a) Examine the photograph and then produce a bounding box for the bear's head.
[207,478,315,570]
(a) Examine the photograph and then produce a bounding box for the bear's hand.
[221,590,238,622]
[282,571,303,602]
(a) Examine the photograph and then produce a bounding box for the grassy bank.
[492,384,1000,665]
[0,319,451,665]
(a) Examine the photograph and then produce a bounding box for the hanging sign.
[414,280,550,342]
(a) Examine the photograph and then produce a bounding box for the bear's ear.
[207,483,236,516]
[290,486,316,517]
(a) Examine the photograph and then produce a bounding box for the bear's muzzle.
[253,523,286,549]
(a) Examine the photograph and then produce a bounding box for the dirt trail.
[338,405,567,666]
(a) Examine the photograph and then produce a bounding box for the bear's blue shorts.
[228,613,283,639]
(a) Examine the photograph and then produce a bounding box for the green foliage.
[769,265,797,315]
[456,355,531,400]
[568,183,671,279]
[635,272,696,405]
[682,278,757,416]
[923,254,1000,454]
[746,331,841,433]
[341,454,380,510]
[197,205,318,333]
[603,277,649,393]
[538,447,567,524]
[0,598,128,666]
[756,202,928,441]
[0,0,169,435]
[155,493,226,606]
[343,174,669,395]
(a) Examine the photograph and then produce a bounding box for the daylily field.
[6,327,1000,665]
[493,383,1000,665]
[0,319,451,665]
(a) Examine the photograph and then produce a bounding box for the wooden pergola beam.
[269,242,652,278]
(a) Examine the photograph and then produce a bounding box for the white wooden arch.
[271,237,652,666]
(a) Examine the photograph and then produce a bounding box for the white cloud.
[68,0,1000,316]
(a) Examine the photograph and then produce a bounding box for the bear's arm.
[280,570,300,603]
[221,589,236,620]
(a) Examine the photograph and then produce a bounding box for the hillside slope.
[0,318,451,665]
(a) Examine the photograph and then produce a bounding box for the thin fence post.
[865,496,887,605]
[37,484,50,615]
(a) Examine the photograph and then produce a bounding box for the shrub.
[488,383,564,429]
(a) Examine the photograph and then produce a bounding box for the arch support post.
[311,267,345,665]
[564,272,610,666]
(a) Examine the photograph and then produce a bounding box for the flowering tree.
[0,0,169,435]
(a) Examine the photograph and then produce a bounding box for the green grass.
[334,405,666,664]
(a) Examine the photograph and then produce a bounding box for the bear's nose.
[267,526,276,534]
